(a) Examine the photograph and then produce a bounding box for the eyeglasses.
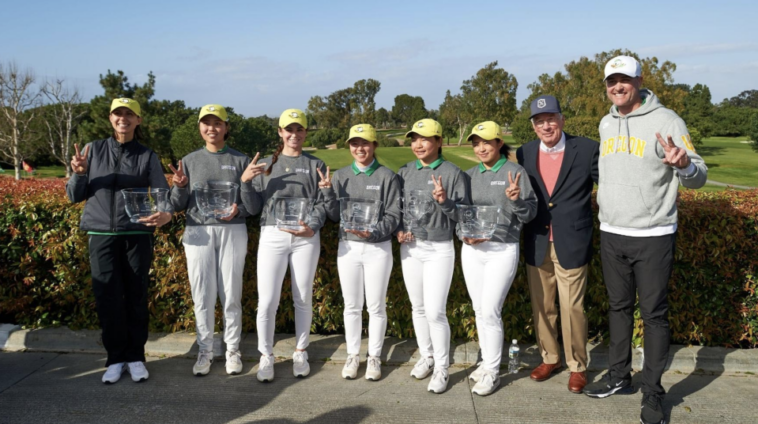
[532,116,560,127]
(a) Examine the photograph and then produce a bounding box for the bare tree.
[41,80,87,177]
[0,62,41,180]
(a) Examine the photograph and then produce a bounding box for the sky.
[2,0,757,118]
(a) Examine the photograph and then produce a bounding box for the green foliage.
[392,94,426,128]
[376,133,399,148]
[460,61,518,126]
[681,83,714,140]
[307,79,381,129]
[310,128,348,149]
[510,111,535,144]
[2,178,757,348]
[750,113,758,153]
[688,127,703,147]
[712,104,757,137]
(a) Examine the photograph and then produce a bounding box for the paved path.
[1,351,756,424]
[706,179,756,190]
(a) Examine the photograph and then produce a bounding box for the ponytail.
[265,143,284,176]
[498,141,511,158]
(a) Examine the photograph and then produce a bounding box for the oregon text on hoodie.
[597,89,707,233]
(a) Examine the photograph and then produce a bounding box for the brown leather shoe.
[530,362,563,381]
[568,372,587,393]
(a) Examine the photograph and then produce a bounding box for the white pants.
[337,240,393,358]
[183,224,248,352]
[256,226,321,355]
[400,240,455,370]
[461,241,519,372]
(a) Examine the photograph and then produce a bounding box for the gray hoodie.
[597,89,707,229]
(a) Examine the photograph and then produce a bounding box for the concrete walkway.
[2,326,757,423]
[706,179,756,190]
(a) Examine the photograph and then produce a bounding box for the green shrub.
[376,133,399,148]
[1,178,756,347]
[310,129,348,149]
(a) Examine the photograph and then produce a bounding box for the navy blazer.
[516,133,599,269]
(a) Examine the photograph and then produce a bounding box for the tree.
[726,90,758,109]
[350,79,381,125]
[510,49,688,143]
[750,113,758,153]
[459,61,518,127]
[391,94,426,128]
[39,80,88,177]
[0,62,41,180]
[306,79,381,129]
[375,107,390,129]
[681,83,714,140]
[438,90,473,145]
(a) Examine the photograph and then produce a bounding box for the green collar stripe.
[479,155,508,173]
[416,156,445,170]
[352,159,380,176]
[205,145,228,153]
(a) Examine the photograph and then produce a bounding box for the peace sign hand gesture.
[431,174,447,204]
[317,166,331,189]
[506,171,521,201]
[241,152,266,183]
[168,161,188,188]
[656,132,691,169]
[71,144,89,175]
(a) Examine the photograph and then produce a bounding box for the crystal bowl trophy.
[274,197,315,231]
[121,188,170,223]
[339,198,383,232]
[193,181,239,219]
[456,204,500,240]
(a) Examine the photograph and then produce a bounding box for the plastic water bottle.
[508,339,519,374]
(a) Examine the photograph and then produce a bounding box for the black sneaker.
[640,392,666,424]
[583,373,634,398]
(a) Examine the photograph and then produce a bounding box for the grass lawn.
[0,165,68,179]
[698,137,757,188]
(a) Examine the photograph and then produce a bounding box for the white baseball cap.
[604,55,642,81]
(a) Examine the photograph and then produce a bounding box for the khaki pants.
[527,242,588,372]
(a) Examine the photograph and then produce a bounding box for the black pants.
[89,234,153,366]
[600,231,675,395]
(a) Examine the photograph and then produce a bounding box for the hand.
[280,220,315,237]
[346,229,371,239]
[139,211,172,227]
[463,237,488,245]
[317,166,331,188]
[71,144,89,175]
[656,132,691,169]
[506,171,521,201]
[219,203,239,221]
[168,161,188,188]
[431,174,447,204]
[396,230,414,244]
[241,152,266,183]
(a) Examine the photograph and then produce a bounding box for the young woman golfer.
[396,119,469,394]
[240,109,330,382]
[170,104,256,377]
[460,121,537,396]
[323,124,401,381]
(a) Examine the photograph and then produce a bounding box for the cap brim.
[110,105,141,117]
[198,111,228,122]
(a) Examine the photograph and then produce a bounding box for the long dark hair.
[264,143,284,176]
[499,141,511,158]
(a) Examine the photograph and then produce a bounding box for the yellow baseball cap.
[279,109,308,129]
[466,121,502,142]
[405,119,442,138]
[347,124,377,143]
[198,104,229,122]
[110,98,141,117]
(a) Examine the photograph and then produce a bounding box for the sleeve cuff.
[676,162,697,178]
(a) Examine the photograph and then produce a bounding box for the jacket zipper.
[110,143,125,232]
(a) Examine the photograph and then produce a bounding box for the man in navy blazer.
[516,95,599,394]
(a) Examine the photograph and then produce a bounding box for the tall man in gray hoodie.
[583,55,707,424]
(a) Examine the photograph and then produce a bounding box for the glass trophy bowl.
[339,198,383,232]
[274,197,315,231]
[121,188,170,223]
[457,204,500,240]
[193,181,239,219]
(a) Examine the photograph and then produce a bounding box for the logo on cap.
[120,98,130,104]
[537,99,546,109]
[356,126,363,132]
[208,106,215,112]
[477,125,484,131]
[291,112,299,118]
[417,122,424,128]
[610,59,626,69]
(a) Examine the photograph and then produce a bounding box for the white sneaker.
[469,362,485,383]
[410,356,434,379]
[225,350,242,375]
[342,354,359,379]
[102,363,126,384]
[427,368,449,394]
[193,350,213,376]
[472,370,500,396]
[257,354,275,382]
[365,356,382,381]
[293,351,310,378]
[127,361,149,382]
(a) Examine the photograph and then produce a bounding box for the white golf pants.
[400,239,455,370]
[256,226,321,356]
[461,241,520,372]
[337,240,393,358]
[183,224,248,352]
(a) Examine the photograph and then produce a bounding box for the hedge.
[1,178,756,348]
